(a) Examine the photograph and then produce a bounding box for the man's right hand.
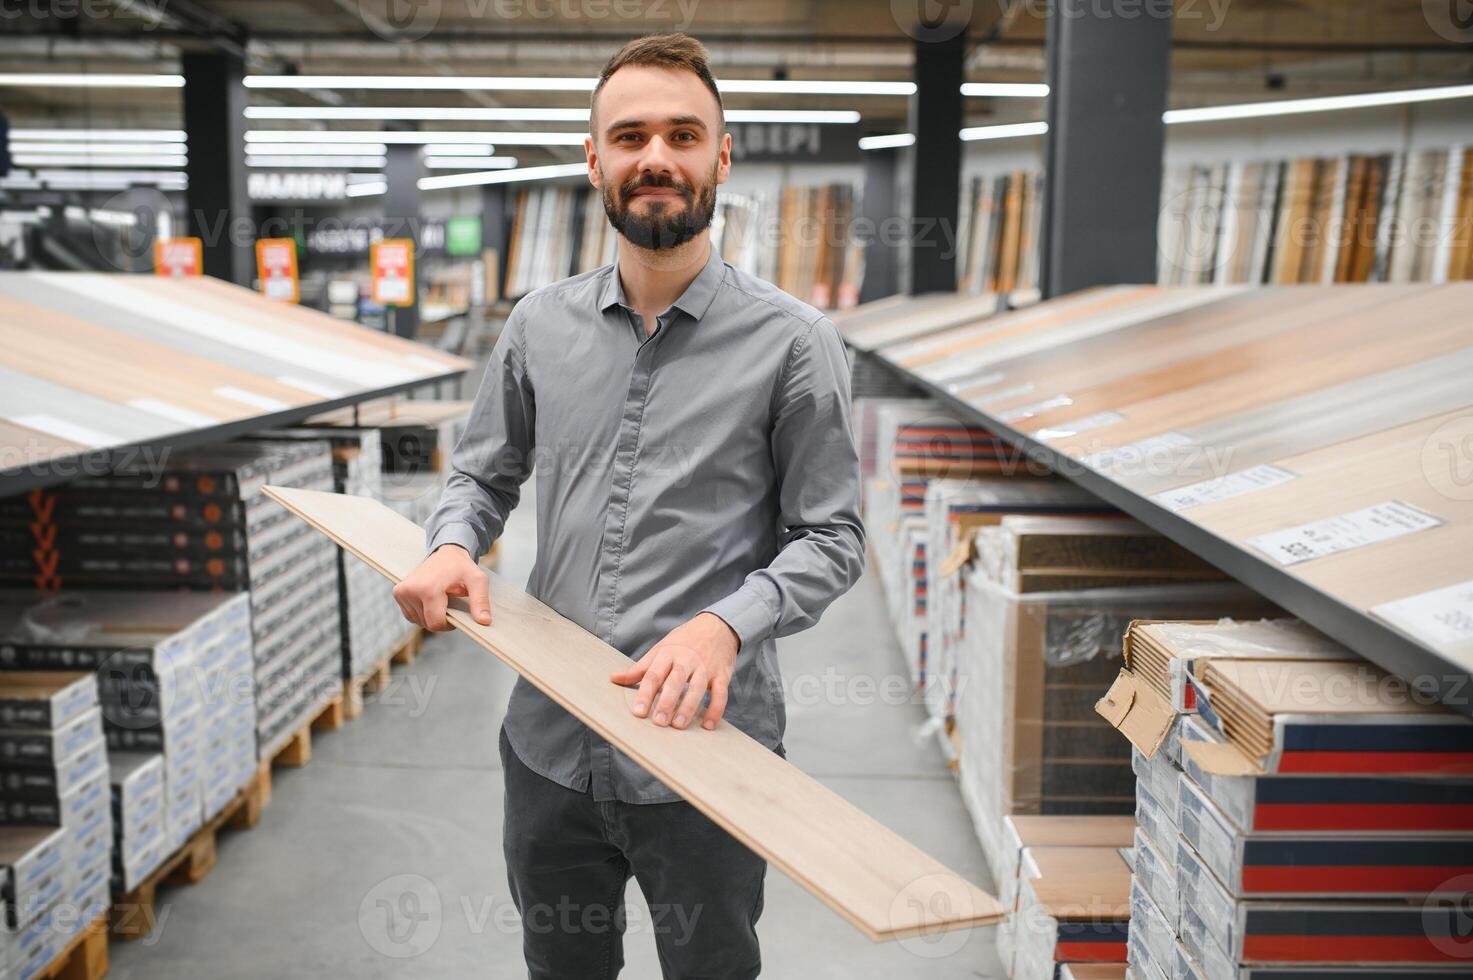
[393,544,494,632]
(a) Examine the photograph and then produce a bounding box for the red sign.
[371,238,415,307]
[153,238,203,277]
[255,238,299,303]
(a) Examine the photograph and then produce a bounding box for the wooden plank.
[261,484,1005,941]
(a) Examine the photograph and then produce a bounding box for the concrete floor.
[110,482,1003,978]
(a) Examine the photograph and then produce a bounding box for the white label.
[9,414,122,448]
[276,375,348,399]
[1036,411,1125,442]
[998,394,1072,424]
[1152,464,1298,513]
[1373,580,1473,649]
[946,371,1006,395]
[1247,501,1445,566]
[262,278,296,302]
[214,386,290,412]
[1084,432,1194,470]
[126,399,219,428]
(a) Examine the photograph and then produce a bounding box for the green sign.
[446,216,482,257]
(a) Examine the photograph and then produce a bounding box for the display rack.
[849,283,1473,716]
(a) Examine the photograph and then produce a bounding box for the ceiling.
[1,0,1469,170]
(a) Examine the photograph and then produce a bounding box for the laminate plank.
[1110,347,1473,496]
[261,484,1006,941]
[840,291,1003,353]
[954,286,1397,412]
[0,420,86,468]
[1005,284,1433,435]
[168,276,472,373]
[0,365,181,446]
[1035,284,1471,456]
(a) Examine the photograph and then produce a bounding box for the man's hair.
[591,32,725,134]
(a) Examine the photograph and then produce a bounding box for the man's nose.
[636,135,677,176]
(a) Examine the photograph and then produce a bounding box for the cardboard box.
[0,707,101,769]
[0,673,97,731]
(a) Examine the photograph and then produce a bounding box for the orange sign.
[255,238,299,303]
[153,237,203,277]
[370,238,415,307]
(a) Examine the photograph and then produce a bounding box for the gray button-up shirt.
[425,244,866,803]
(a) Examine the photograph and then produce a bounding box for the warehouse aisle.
[110,479,1001,979]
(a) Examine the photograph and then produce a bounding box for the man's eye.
[618,133,641,142]
[674,132,695,141]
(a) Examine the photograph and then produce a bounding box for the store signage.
[446,216,482,257]
[727,123,862,163]
[306,220,446,257]
[248,172,350,202]
[153,237,203,277]
[371,238,415,307]
[255,238,300,302]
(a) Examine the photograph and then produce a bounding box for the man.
[394,32,865,980]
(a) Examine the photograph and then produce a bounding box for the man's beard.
[602,162,718,251]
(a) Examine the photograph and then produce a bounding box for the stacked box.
[109,753,167,895]
[955,566,1277,872]
[1103,620,1473,979]
[0,673,110,977]
[257,427,415,680]
[2,440,340,762]
[1008,843,1132,980]
[0,588,256,906]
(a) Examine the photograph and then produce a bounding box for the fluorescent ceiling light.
[245,130,582,146]
[425,156,519,170]
[15,155,188,168]
[247,156,388,168]
[246,142,390,156]
[245,106,861,125]
[423,144,497,156]
[35,169,185,184]
[244,74,915,96]
[0,177,44,190]
[857,133,916,150]
[246,106,590,122]
[960,121,1049,140]
[419,162,587,191]
[7,142,188,156]
[346,180,388,197]
[0,73,182,88]
[961,83,1049,98]
[1164,83,1473,123]
[12,129,187,142]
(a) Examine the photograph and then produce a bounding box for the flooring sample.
[839,291,1003,353]
[260,484,1005,941]
[306,399,473,428]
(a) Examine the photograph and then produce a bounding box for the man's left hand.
[610,612,739,731]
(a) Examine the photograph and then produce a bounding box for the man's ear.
[716,130,732,185]
[585,136,601,188]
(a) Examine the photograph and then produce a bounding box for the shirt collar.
[597,242,725,323]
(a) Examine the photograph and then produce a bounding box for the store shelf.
[0,272,474,498]
[851,284,1473,716]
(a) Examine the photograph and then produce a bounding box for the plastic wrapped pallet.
[955,569,1276,872]
[1009,844,1131,980]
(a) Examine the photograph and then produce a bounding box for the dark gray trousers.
[499,724,770,979]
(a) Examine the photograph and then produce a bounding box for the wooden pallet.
[32,912,108,980]
[110,762,271,941]
[391,628,424,666]
[269,692,345,770]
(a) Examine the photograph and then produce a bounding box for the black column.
[858,147,900,303]
[480,184,510,302]
[384,142,424,339]
[907,33,965,295]
[1041,0,1171,298]
[182,51,252,285]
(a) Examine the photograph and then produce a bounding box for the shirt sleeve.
[700,316,867,653]
[424,305,536,559]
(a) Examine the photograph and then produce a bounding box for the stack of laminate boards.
[1099,618,1473,978]
[957,171,1045,300]
[0,673,111,978]
[861,283,1473,691]
[1160,147,1473,287]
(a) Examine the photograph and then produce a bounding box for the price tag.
[1152,464,1297,513]
[1247,501,1445,566]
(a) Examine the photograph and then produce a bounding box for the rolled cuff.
[700,589,776,656]
[426,520,483,561]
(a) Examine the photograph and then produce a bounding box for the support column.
[858,147,900,303]
[182,51,252,285]
[481,184,510,300]
[1041,0,1171,297]
[383,142,424,339]
[907,32,965,295]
